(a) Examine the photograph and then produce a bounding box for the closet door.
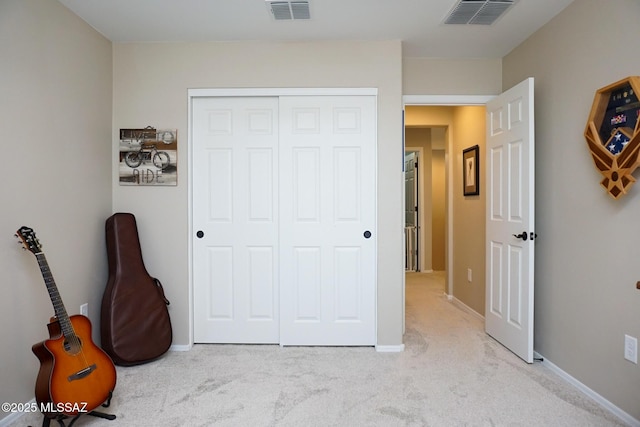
[279,95,377,345]
[192,96,280,343]
[192,93,377,346]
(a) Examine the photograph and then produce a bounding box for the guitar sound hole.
[63,338,82,355]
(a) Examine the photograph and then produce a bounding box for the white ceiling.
[58,0,574,58]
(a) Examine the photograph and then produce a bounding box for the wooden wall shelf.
[584,76,640,199]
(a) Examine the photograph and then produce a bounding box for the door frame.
[188,87,379,347]
[401,95,494,312]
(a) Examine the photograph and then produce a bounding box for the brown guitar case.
[101,212,172,366]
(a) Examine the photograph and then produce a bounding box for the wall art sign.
[463,145,479,196]
[119,127,177,186]
[584,76,640,199]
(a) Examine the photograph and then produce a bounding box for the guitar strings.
[68,319,91,370]
[26,236,96,379]
[39,255,92,370]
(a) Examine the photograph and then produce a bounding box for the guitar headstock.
[16,226,42,255]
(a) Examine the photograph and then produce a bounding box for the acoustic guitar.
[16,226,117,418]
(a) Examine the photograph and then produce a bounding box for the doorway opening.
[403,81,535,363]
[402,96,493,329]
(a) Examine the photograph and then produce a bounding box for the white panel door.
[279,95,377,346]
[485,78,535,363]
[193,97,280,343]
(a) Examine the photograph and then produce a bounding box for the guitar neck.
[35,252,74,337]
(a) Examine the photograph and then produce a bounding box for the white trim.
[170,344,192,352]
[535,352,640,427]
[189,87,378,98]
[0,400,33,427]
[403,95,495,105]
[376,344,405,353]
[187,91,195,348]
[373,96,380,349]
[402,94,496,311]
[451,296,484,322]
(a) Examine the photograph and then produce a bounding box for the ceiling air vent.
[444,0,515,25]
[266,1,311,20]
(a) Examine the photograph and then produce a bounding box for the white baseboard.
[450,296,485,322]
[375,344,405,353]
[535,352,640,427]
[170,343,192,352]
[0,399,35,427]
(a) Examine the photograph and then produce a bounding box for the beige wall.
[405,106,455,127]
[503,0,640,420]
[112,41,405,348]
[432,149,446,272]
[0,0,112,419]
[451,107,486,315]
[403,58,502,95]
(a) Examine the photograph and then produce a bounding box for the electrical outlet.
[467,268,472,282]
[624,335,637,364]
[80,303,88,317]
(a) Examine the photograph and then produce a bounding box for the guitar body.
[32,314,117,417]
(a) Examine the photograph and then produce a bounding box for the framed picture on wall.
[118,127,178,186]
[463,145,479,196]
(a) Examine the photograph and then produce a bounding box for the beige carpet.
[11,272,624,426]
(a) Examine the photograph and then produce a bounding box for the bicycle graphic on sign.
[119,127,177,186]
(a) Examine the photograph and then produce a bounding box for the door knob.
[196,230,204,239]
[512,231,528,241]
[363,230,372,239]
